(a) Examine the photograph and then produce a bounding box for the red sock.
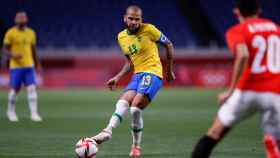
[264,134,280,158]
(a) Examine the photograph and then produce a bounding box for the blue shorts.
[124,72,162,101]
[10,67,36,90]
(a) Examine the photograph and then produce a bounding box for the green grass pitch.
[0,88,264,158]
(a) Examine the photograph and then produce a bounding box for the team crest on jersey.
[137,37,142,42]
[141,75,152,87]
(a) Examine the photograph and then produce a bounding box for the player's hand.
[106,76,120,91]
[166,71,176,83]
[12,53,23,60]
[36,64,43,74]
[218,90,232,105]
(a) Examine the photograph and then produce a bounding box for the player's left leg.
[191,118,231,158]
[24,67,42,122]
[129,73,162,157]
[129,93,149,157]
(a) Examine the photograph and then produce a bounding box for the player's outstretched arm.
[218,43,249,104]
[229,44,249,91]
[106,56,132,90]
[31,45,42,72]
[163,40,176,82]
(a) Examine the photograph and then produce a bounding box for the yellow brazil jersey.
[117,23,163,78]
[3,26,36,69]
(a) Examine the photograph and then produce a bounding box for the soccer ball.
[75,137,99,158]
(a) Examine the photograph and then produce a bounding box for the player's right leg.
[7,68,22,122]
[129,73,162,157]
[129,93,150,157]
[93,74,141,144]
[92,90,136,144]
[7,88,20,122]
[23,67,42,122]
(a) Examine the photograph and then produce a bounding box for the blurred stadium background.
[0,0,279,157]
[0,0,278,89]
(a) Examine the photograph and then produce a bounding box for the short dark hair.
[236,0,260,17]
[16,10,27,14]
[126,5,142,15]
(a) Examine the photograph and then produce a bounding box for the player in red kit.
[191,0,280,158]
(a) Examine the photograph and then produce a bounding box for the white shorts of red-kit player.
[218,89,280,139]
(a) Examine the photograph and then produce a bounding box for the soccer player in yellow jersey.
[3,11,42,122]
[92,6,175,157]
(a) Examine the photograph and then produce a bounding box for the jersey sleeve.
[148,24,162,42]
[117,33,128,55]
[3,30,13,45]
[225,27,246,54]
[31,31,37,45]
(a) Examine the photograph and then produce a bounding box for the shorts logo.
[141,75,152,87]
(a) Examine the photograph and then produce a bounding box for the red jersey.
[226,18,280,93]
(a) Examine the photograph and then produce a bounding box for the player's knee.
[131,99,142,108]
[115,99,130,116]
[120,91,136,105]
[207,127,223,140]
[27,85,36,93]
[26,85,37,99]
[131,95,149,109]
[9,89,16,96]
[10,88,20,95]
[8,89,17,101]
[208,121,230,140]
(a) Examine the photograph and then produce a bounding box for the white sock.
[130,106,143,147]
[27,85,38,115]
[105,99,129,132]
[7,90,17,113]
